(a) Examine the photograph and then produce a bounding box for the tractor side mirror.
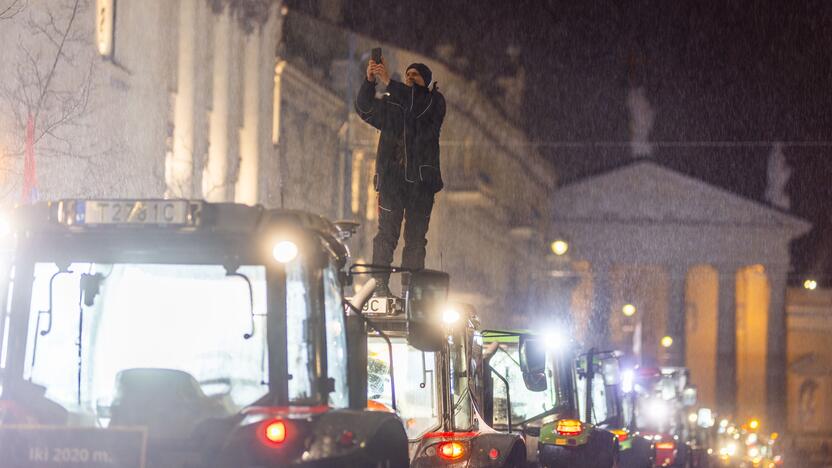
[519,336,547,392]
[404,270,450,352]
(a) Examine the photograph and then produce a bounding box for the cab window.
[367,337,440,439]
[449,333,472,430]
[488,341,555,425]
[323,262,348,408]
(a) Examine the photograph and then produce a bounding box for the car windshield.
[19,261,278,433]
[488,342,557,425]
[367,336,439,439]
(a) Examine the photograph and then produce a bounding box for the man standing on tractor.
[355,50,446,297]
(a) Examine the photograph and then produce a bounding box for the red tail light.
[556,419,583,436]
[611,429,629,442]
[437,441,466,460]
[260,420,286,445]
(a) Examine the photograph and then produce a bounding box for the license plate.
[78,200,192,226]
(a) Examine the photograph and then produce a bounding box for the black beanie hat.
[406,63,432,87]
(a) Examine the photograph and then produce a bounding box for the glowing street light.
[660,336,674,348]
[622,304,636,317]
[803,279,818,290]
[550,239,569,256]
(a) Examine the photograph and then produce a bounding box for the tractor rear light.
[611,429,629,442]
[556,419,583,436]
[488,448,500,460]
[338,430,355,447]
[260,420,286,446]
[437,441,466,461]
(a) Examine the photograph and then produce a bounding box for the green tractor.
[575,351,654,468]
[480,331,621,468]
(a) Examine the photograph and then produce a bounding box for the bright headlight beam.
[442,307,461,325]
[543,329,567,351]
[621,369,635,393]
[648,399,669,421]
[272,240,299,263]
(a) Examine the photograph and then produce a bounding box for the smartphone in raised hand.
[371,47,382,64]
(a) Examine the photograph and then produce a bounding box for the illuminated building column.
[168,0,198,198]
[235,31,262,205]
[716,264,739,415]
[203,11,232,202]
[667,264,689,366]
[766,264,788,428]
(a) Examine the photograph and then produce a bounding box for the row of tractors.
[0,200,784,467]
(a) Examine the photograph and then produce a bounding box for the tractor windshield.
[575,355,622,427]
[1,252,350,439]
[20,262,271,433]
[367,337,440,439]
[488,342,558,426]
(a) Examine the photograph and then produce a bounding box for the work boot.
[372,280,392,298]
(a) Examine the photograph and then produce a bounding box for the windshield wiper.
[344,300,398,412]
[29,265,71,369]
[225,269,256,339]
[77,271,105,405]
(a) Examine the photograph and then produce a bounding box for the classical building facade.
[552,160,810,427]
[0,0,281,204]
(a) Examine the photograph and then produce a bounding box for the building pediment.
[553,160,810,235]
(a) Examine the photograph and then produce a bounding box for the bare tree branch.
[0,0,24,19]
[33,0,80,122]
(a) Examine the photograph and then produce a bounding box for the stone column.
[716,264,739,415]
[765,265,788,428]
[204,10,232,202]
[667,264,688,366]
[235,29,262,205]
[590,263,612,348]
[168,0,198,198]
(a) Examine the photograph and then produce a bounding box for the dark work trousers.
[372,181,435,289]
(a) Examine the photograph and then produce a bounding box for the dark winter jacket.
[354,78,446,193]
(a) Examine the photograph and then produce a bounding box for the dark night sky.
[288,0,832,283]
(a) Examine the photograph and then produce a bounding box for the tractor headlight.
[442,306,461,325]
[272,240,299,263]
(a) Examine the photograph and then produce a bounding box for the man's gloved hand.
[368,59,390,86]
[366,59,376,82]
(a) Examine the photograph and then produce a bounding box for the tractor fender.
[412,432,525,467]
[303,409,408,466]
[469,432,526,467]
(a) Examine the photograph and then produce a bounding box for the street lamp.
[660,336,674,348]
[550,239,569,256]
[622,304,636,317]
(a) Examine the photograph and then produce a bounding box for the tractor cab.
[359,285,527,467]
[575,351,654,468]
[481,330,620,468]
[625,366,698,467]
[0,199,409,468]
